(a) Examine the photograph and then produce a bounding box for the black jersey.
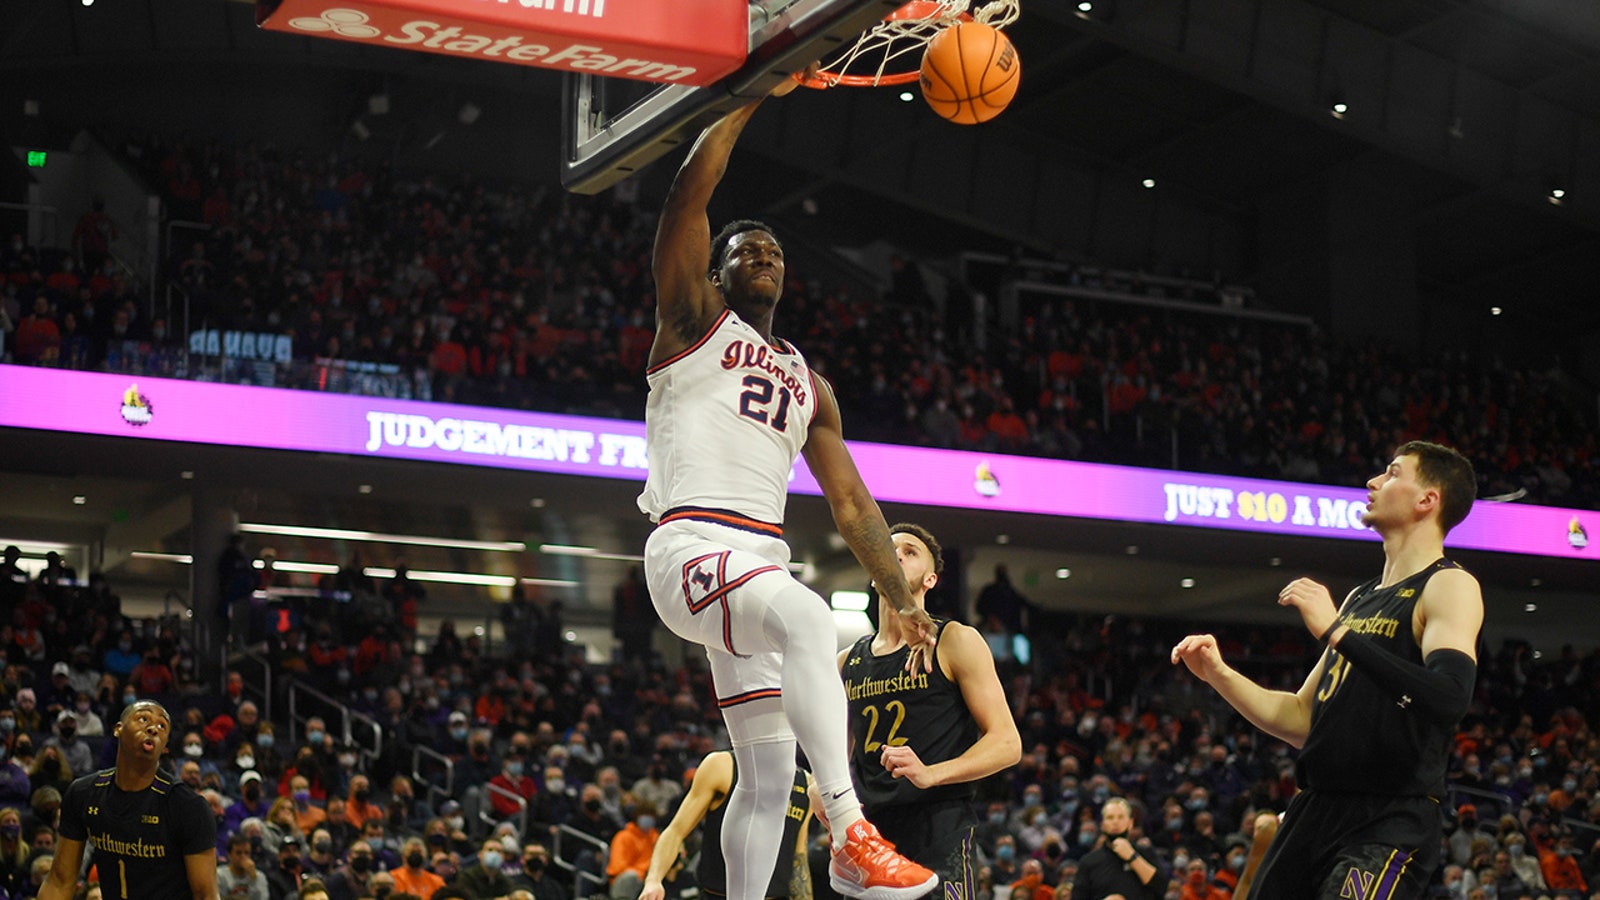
[843,619,978,811]
[697,759,808,898]
[1296,559,1470,798]
[58,767,217,900]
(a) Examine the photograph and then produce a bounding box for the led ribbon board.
[1,365,1591,560]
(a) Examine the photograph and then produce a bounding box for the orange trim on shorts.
[661,506,783,538]
[717,688,782,708]
[646,308,730,375]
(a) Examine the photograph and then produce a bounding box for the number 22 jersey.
[59,768,217,900]
[638,308,818,526]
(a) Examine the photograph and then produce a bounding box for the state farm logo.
[275,5,696,81]
[289,8,381,37]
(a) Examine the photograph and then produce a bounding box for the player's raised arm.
[650,78,804,367]
[802,376,937,659]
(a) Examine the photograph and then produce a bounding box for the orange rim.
[796,1,973,89]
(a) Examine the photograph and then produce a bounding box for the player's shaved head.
[119,699,169,726]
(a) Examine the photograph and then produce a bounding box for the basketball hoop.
[796,0,1020,89]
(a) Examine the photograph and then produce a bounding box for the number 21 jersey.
[638,308,818,526]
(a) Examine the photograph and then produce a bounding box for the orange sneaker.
[829,820,939,900]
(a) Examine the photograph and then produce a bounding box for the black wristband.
[1316,620,1340,645]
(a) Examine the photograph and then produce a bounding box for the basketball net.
[799,0,1021,88]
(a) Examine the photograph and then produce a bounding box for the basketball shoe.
[829,820,939,900]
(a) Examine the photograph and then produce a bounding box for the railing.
[1444,783,1516,822]
[411,745,455,811]
[553,824,610,899]
[232,647,275,723]
[287,680,383,765]
[481,781,529,841]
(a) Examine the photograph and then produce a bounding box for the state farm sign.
[256,0,747,86]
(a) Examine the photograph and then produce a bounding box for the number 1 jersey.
[59,768,216,900]
[638,308,818,526]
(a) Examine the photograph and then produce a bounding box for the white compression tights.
[719,583,869,898]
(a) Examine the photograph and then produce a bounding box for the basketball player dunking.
[1172,441,1483,899]
[837,523,1021,900]
[639,77,937,900]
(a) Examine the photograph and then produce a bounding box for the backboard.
[561,0,901,194]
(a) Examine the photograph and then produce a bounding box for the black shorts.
[868,799,977,900]
[1248,790,1441,900]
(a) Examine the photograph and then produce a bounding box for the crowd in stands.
[3,541,1600,900]
[2,133,1599,510]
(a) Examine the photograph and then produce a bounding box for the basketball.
[919,22,1021,125]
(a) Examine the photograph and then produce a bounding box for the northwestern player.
[835,523,1020,900]
[638,750,812,900]
[640,80,937,900]
[1172,441,1483,899]
[41,699,219,900]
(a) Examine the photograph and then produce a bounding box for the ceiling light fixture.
[831,590,871,612]
[1141,178,1156,189]
[539,544,644,562]
[1055,568,1072,579]
[365,566,514,587]
[1330,101,1348,119]
[131,551,194,564]
[72,495,87,505]
[520,577,581,589]
[238,523,525,553]
[254,559,340,575]
[1180,577,1196,588]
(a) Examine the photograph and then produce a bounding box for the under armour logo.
[1397,694,1413,709]
[288,8,382,38]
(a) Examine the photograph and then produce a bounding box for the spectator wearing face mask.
[1539,831,1587,895]
[268,834,309,899]
[303,828,339,878]
[66,693,103,739]
[0,750,28,815]
[457,839,515,900]
[510,842,564,900]
[990,835,1021,884]
[288,775,327,836]
[226,771,271,834]
[44,712,92,779]
[605,802,658,900]
[327,839,378,900]
[488,751,537,821]
[0,807,30,896]
[391,836,444,900]
[1210,836,1248,895]
[530,766,576,832]
[28,746,73,794]
[1176,857,1228,900]
[343,775,381,830]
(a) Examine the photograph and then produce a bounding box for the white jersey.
[637,308,819,528]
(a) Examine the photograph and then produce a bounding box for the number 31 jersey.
[638,308,818,526]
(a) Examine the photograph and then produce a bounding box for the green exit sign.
[25,150,46,167]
